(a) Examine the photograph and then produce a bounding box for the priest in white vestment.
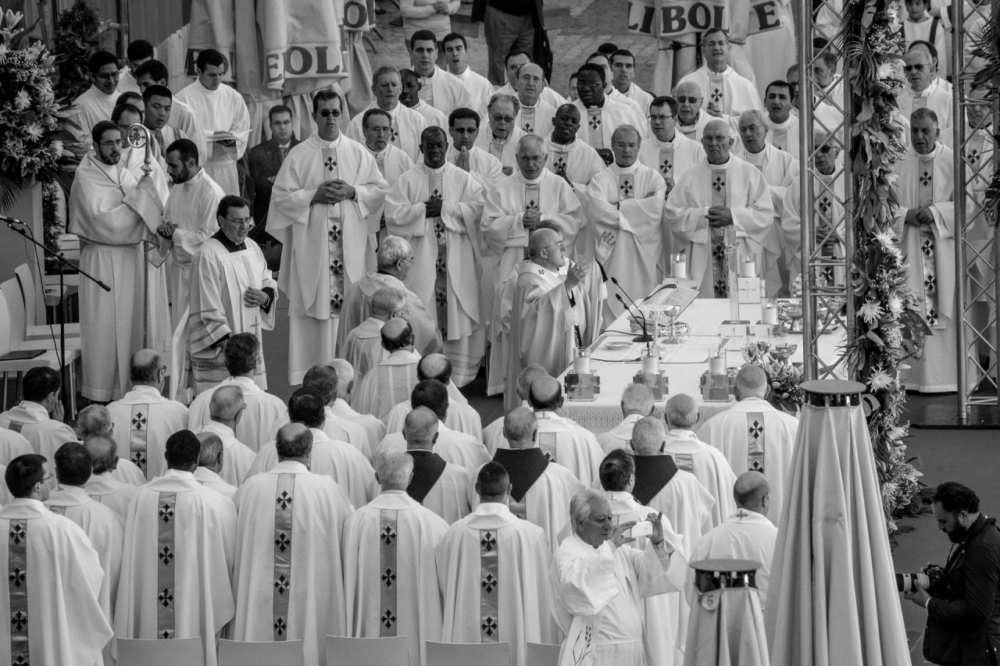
[483,364,548,454]
[175,49,250,195]
[401,69,451,130]
[342,287,398,383]
[673,81,713,142]
[573,65,642,158]
[686,472,778,612]
[471,408,584,551]
[269,91,389,384]
[403,408,472,523]
[595,384,656,455]
[408,31,473,116]
[896,108,969,392]
[71,52,121,144]
[0,454,114,666]
[74,405,146,486]
[384,354,483,438]
[677,29,764,117]
[326,360,389,449]
[69,121,169,401]
[0,369,76,476]
[385,127,485,386]
[587,125,667,319]
[665,120,776,298]
[515,64,557,137]
[297,365,372,459]
[115,430,237,666]
[343,450,449,666]
[83,435,140,520]
[553,488,683,666]
[347,66,428,162]
[447,107,505,192]
[662,395,738,526]
[247,389,377,508]
[611,50,655,116]
[233,424,354,666]
[191,386,255,485]
[898,48,954,131]
[193,433,239,498]
[582,54,646,129]
[496,52,568,110]
[697,366,798,526]
[764,81,799,157]
[437,462,558,666]
[107,349,189,480]
[359,109,415,244]
[639,96,705,201]
[351,319,423,421]
[545,105,606,189]
[475,94,526,174]
[187,333,287,451]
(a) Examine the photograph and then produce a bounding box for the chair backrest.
[0,280,25,348]
[218,638,304,665]
[424,641,511,666]
[0,289,12,354]
[13,264,37,329]
[116,637,205,666]
[526,642,561,666]
[326,635,411,666]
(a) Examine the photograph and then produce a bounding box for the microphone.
[1,214,26,227]
[612,278,652,344]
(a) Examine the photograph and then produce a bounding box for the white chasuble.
[115,470,236,666]
[447,145,505,193]
[384,162,485,386]
[573,99,638,151]
[342,317,387,382]
[343,490,449,666]
[418,66,473,116]
[545,134,606,189]
[662,430,738,528]
[339,272,442,357]
[346,102,428,162]
[493,411,605,487]
[665,156,776,298]
[84,474,138,521]
[639,132,705,265]
[351,350,420,422]
[436,502,558,666]
[677,66,764,116]
[108,386,189,480]
[781,172,846,287]
[586,162,667,319]
[475,126,526,172]
[517,100,556,137]
[233,461,354,666]
[406,450,472,524]
[0,402,76,476]
[187,376,288,452]
[767,114,800,158]
[0,499,113,666]
[269,134,388,384]
[174,81,251,196]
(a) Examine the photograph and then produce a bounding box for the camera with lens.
[897,564,944,593]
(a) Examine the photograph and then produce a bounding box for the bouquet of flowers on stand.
[741,341,804,414]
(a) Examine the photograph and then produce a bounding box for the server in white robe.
[115,430,237,666]
[443,33,494,114]
[470,408,584,551]
[515,64,557,137]
[269,91,389,384]
[45,441,125,662]
[553,488,683,666]
[611,49,655,116]
[447,107,505,192]
[663,395,738,527]
[697,366,798,526]
[134,61,209,161]
[247,389,378,508]
[587,125,667,319]
[175,49,250,196]
[408,30,473,116]
[686,472,778,612]
[403,408,472,523]
[385,127,485,386]
[107,349,189,480]
[595,384,656,455]
[376,380,489,472]
[69,121,169,401]
[339,237,442,357]
[191,386,255,486]
[343,450,449,666]
[545,105,606,189]
[187,334,287,451]
[160,139,225,329]
[437,462,558,666]
[233,424,354,666]
[347,66,428,162]
[0,454,113,666]
[764,81,800,158]
[193,433,239,499]
[677,29,764,117]
[71,51,121,144]
[478,93,532,175]
[326,360,389,449]
[674,81,713,142]
[896,108,967,392]
[351,320,422,421]
[83,435,140,520]
[599,449,688,666]
[384,354,483,438]
[898,48,953,131]
[665,120,776,298]
[573,65,642,158]
[0,369,76,476]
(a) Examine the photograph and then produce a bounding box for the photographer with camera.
[905,482,1000,665]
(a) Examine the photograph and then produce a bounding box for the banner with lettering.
[627,0,783,38]
[257,0,348,94]
[187,0,236,82]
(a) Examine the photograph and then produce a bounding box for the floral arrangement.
[741,340,805,413]
[969,1,1000,226]
[0,10,74,212]
[838,0,927,531]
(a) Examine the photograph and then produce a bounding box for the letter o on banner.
[689,2,712,30]
[344,0,372,30]
[284,47,314,77]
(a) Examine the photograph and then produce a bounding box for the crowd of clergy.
[0,1,985,663]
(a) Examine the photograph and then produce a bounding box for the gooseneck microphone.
[612,276,652,344]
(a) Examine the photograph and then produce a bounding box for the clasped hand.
[707,206,734,227]
[311,180,355,205]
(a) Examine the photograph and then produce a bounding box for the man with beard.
[573,64,638,163]
[475,93,525,175]
[905,482,1000,665]
[159,138,226,328]
[544,104,605,189]
[400,68,449,130]
[347,66,428,162]
[446,108,504,191]
[69,121,168,402]
[134,60,208,160]
[514,63,556,137]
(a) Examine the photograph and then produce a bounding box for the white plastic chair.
[218,638,304,665]
[326,635,411,666]
[1,278,80,352]
[424,641,511,666]
[116,637,205,666]
[14,263,80,342]
[527,642,561,666]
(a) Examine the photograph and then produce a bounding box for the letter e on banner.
[750,0,781,33]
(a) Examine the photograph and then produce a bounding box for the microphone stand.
[5,220,110,420]
[611,278,652,348]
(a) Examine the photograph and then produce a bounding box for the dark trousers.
[483,5,535,85]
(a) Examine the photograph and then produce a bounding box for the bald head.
[621,383,654,416]
[209,385,245,425]
[418,353,452,384]
[518,62,543,79]
[528,376,563,411]
[704,119,731,137]
[674,80,701,98]
[735,364,768,399]
[403,406,439,449]
[665,393,699,429]
[381,318,414,352]
[516,364,549,400]
[631,416,666,455]
[130,348,163,385]
[734,471,770,514]
[503,407,537,448]
[528,228,559,259]
[276,423,313,461]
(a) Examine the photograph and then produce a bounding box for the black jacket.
[925,515,1000,665]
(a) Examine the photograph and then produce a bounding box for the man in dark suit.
[246,104,298,271]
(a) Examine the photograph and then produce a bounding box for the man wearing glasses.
[187,195,277,393]
[475,93,525,175]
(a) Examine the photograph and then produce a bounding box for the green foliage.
[53,0,110,101]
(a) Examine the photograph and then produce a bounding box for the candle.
[762,306,778,325]
[642,353,659,375]
[709,354,726,375]
[740,257,756,278]
[672,254,687,279]
[574,354,591,375]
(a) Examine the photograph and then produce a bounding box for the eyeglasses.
[318,109,342,118]
[675,96,701,103]
[540,241,565,253]
[491,114,515,123]
[224,216,254,227]
[817,145,837,153]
